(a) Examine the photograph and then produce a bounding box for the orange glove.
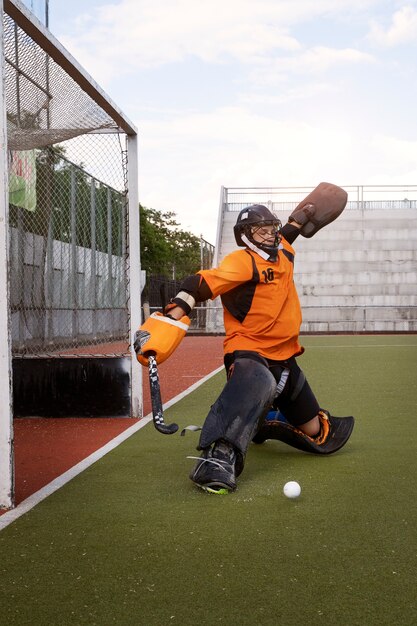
[134,312,190,366]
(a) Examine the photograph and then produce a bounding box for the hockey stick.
[134,330,179,435]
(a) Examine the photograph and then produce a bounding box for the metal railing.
[193,304,417,334]
[222,185,417,213]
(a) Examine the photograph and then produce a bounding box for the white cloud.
[290,46,375,72]
[58,0,380,85]
[49,0,417,241]
[238,82,334,106]
[136,105,417,241]
[369,133,417,176]
[368,5,417,46]
[59,0,301,83]
[137,107,335,238]
[248,46,375,86]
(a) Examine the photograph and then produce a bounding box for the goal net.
[4,5,134,358]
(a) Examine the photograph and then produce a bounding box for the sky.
[24,0,417,243]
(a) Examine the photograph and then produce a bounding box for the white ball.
[283,481,301,499]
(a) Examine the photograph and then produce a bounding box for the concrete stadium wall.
[211,205,417,333]
[9,228,128,351]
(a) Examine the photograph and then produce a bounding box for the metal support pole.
[0,0,14,509]
[206,186,225,333]
[70,167,77,337]
[107,186,113,334]
[126,133,142,417]
[90,180,97,336]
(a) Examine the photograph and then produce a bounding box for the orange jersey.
[198,238,302,360]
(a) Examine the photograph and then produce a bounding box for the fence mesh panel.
[4,8,130,357]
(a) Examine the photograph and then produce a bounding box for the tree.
[139,205,201,279]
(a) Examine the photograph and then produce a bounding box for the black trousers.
[224,350,320,426]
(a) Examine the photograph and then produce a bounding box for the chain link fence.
[4,7,131,357]
[143,237,215,331]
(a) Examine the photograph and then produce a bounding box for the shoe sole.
[196,484,230,495]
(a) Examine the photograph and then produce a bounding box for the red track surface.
[12,336,225,506]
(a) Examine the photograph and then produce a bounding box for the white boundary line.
[0,365,225,531]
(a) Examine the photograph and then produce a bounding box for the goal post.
[0,0,141,509]
[127,133,141,417]
[0,0,14,509]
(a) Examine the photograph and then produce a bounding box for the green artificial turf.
[0,335,416,625]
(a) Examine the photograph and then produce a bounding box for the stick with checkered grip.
[135,330,179,435]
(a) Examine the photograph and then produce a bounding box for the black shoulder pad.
[179,274,212,302]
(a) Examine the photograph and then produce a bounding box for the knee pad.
[273,365,320,427]
[198,356,276,460]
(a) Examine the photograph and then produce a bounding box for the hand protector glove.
[288,182,348,238]
[134,312,190,366]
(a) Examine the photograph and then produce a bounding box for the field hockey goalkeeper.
[136,182,355,494]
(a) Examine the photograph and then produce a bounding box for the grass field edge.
[0,364,225,532]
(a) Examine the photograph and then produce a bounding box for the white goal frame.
[0,0,141,509]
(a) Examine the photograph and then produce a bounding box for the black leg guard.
[253,410,354,455]
[197,356,277,472]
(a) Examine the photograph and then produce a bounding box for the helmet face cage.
[234,205,282,254]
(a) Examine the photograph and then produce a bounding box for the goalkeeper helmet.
[234,204,282,256]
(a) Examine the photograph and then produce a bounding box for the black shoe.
[189,440,237,494]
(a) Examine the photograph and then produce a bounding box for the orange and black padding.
[135,312,190,366]
[288,182,348,238]
[252,410,354,454]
